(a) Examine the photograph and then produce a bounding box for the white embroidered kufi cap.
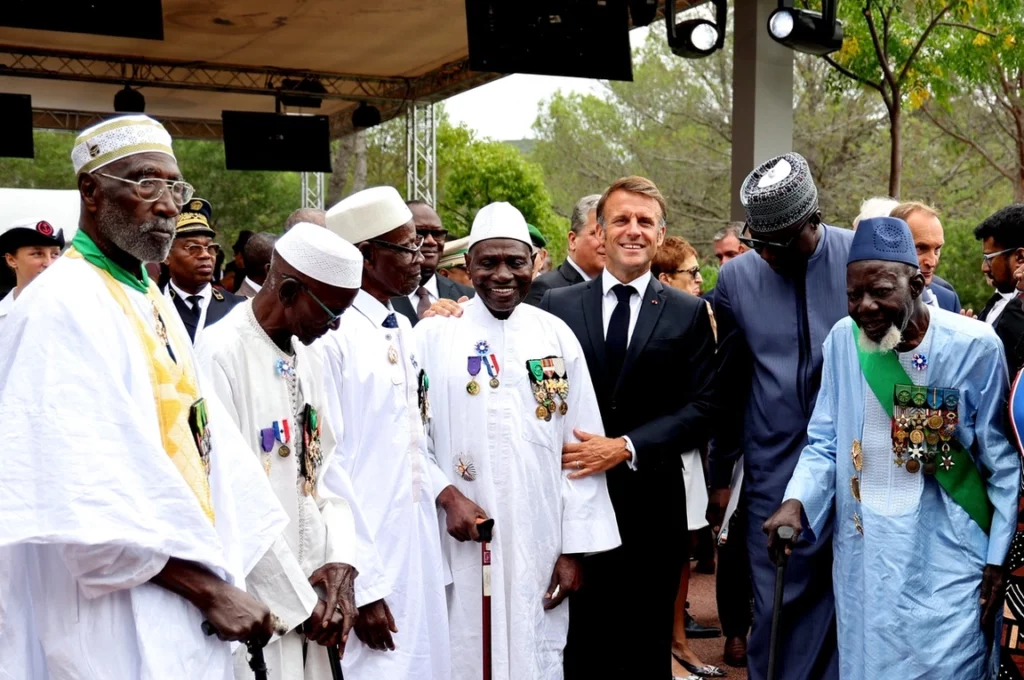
[325,186,413,244]
[275,222,363,289]
[468,202,531,249]
[71,115,175,176]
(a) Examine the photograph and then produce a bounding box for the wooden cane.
[477,518,496,680]
[767,526,795,680]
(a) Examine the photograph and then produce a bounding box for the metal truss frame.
[301,171,326,210]
[405,102,436,205]
[32,108,224,139]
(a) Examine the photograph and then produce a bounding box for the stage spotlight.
[114,85,145,113]
[352,102,382,130]
[767,1,843,56]
[666,0,726,59]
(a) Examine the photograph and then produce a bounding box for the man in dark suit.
[391,200,473,326]
[524,194,606,305]
[975,205,1024,376]
[891,201,962,313]
[164,198,244,343]
[540,177,717,680]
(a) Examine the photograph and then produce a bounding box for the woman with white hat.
[0,218,65,330]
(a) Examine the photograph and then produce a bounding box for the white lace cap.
[469,202,531,249]
[325,186,413,244]
[72,115,175,175]
[275,222,363,289]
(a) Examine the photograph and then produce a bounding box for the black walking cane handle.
[477,518,495,543]
[200,620,270,680]
[774,526,796,565]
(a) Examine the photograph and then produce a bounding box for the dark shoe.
[673,655,727,678]
[723,636,747,668]
[685,612,721,639]
[694,557,716,574]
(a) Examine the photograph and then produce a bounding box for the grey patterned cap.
[740,152,818,233]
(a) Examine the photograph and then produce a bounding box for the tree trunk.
[888,96,902,199]
[353,131,368,192]
[328,134,355,204]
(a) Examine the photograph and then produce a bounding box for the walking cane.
[202,620,270,680]
[327,644,345,680]
[767,526,796,680]
[477,518,495,680]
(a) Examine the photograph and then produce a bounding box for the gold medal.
[895,430,908,442]
[278,444,291,458]
[905,458,921,473]
[927,414,944,430]
[489,377,500,389]
[850,476,861,501]
[388,345,399,365]
[466,380,480,396]
[536,404,549,420]
[851,440,863,472]
[925,431,940,446]
[559,401,568,416]
[909,429,924,445]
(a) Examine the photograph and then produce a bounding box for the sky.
[443,27,653,142]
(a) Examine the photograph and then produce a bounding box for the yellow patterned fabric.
[66,248,215,523]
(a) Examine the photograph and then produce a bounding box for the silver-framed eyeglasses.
[182,243,221,258]
[369,235,425,255]
[983,247,1017,265]
[96,173,195,206]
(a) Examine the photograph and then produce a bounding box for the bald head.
[285,208,326,231]
[243,232,278,285]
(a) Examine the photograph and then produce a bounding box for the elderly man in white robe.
[320,186,452,680]
[416,202,620,680]
[197,223,377,679]
[0,115,289,679]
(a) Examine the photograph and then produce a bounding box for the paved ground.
[684,567,749,680]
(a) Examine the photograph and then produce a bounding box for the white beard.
[857,325,902,353]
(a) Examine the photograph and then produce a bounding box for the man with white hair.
[197,223,371,679]
[851,196,898,229]
[320,186,451,680]
[417,202,620,680]
[0,115,287,678]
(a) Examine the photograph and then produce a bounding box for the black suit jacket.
[523,259,585,306]
[392,274,474,327]
[540,277,717,542]
[168,285,245,343]
[979,290,1024,376]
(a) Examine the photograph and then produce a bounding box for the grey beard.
[95,200,175,263]
[857,325,903,353]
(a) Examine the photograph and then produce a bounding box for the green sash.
[852,323,992,532]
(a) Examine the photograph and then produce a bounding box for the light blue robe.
[785,311,1020,680]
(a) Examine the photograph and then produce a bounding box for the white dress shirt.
[986,290,1017,326]
[167,280,212,341]
[407,273,439,308]
[566,256,593,282]
[600,268,652,470]
[922,286,938,308]
[0,289,16,335]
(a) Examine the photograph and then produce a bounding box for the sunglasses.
[738,217,814,252]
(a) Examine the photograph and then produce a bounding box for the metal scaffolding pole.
[406,102,437,205]
[301,172,326,210]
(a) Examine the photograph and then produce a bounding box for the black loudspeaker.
[221,112,332,173]
[0,94,34,159]
[1,0,164,40]
[465,0,633,81]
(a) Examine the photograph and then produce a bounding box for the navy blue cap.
[848,217,919,269]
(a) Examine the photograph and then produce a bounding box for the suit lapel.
[613,278,666,396]
[979,292,1001,322]
[582,280,606,372]
[559,260,583,286]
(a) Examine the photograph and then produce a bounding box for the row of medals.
[891,406,957,474]
[467,375,500,394]
[531,377,568,421]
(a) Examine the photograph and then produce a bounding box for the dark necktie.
[186,295,202,318]
[415,287,432,319]
[382,312,399,329]
[606,284,635,381]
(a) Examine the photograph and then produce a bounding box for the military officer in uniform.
[165,198,244,343]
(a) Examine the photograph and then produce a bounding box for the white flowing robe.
[320,290,451,680]
[785,312,1020,680]
[197,302,365,680]
[416,299,621,680]
[0,256,288,680]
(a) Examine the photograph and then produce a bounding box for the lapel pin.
[652,300,659,305]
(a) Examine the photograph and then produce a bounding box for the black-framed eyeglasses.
[675,265,701,278]
[417,228,449,242]
[738,219,809,253]
[369,235,425,255]
[96,173,195,207]
[285,276,344,327]
[181,243,221,258]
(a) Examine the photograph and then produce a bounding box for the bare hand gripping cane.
[476,518,495,680]
[767,526,796,680]
[202,619,277,680]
